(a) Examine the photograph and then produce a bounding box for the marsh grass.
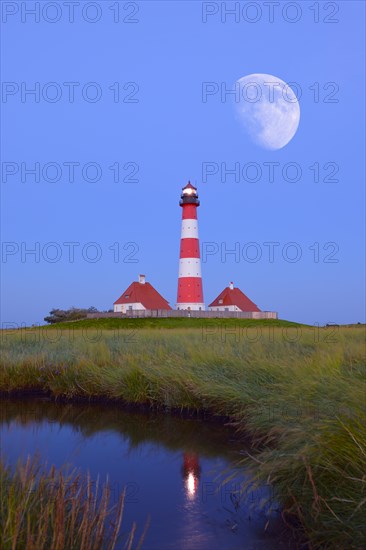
[1,323,365,547]
[0,456,147,550]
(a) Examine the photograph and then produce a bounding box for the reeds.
[0,456,146,550]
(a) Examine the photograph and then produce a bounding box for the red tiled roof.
[208,286,261,312]
[114,281,172,310]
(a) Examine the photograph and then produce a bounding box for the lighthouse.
[176,182,205,311]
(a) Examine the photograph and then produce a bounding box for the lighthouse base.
[176,303,206,311]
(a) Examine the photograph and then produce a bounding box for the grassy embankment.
[0,318,365,548]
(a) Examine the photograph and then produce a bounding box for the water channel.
[0,397,295,549]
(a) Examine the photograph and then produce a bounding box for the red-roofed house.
[114,275,172,313]
[208,282,261,312]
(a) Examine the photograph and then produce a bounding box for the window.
[125,295,129,299]
[219,299,223,304]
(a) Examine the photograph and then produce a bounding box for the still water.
[0,397,293,549]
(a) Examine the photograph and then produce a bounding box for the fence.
[86,310,278,319]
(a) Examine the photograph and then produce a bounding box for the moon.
[235,74,300,150]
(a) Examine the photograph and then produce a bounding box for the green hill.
[43,317,305,330]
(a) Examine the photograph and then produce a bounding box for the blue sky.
[1,1,365,326]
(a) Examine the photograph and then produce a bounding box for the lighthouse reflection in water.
[182,452,201,500]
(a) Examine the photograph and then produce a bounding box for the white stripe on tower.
[178,258,202,278]
[180,220,199,239]
[176,181,205,311]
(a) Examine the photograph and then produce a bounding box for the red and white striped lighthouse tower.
[176,182,205,311]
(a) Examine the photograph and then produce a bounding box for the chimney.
[139,274,146,284]
[229,282,234,290]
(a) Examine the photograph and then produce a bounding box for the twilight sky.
[1,1,365,326]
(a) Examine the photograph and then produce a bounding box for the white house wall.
[114,302,146,313]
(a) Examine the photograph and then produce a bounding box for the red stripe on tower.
[176,182,205,311]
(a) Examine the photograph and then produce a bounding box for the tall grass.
[1,323,365,547]
[0,456,147,550]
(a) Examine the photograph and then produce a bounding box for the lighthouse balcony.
[180,197,200,206]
